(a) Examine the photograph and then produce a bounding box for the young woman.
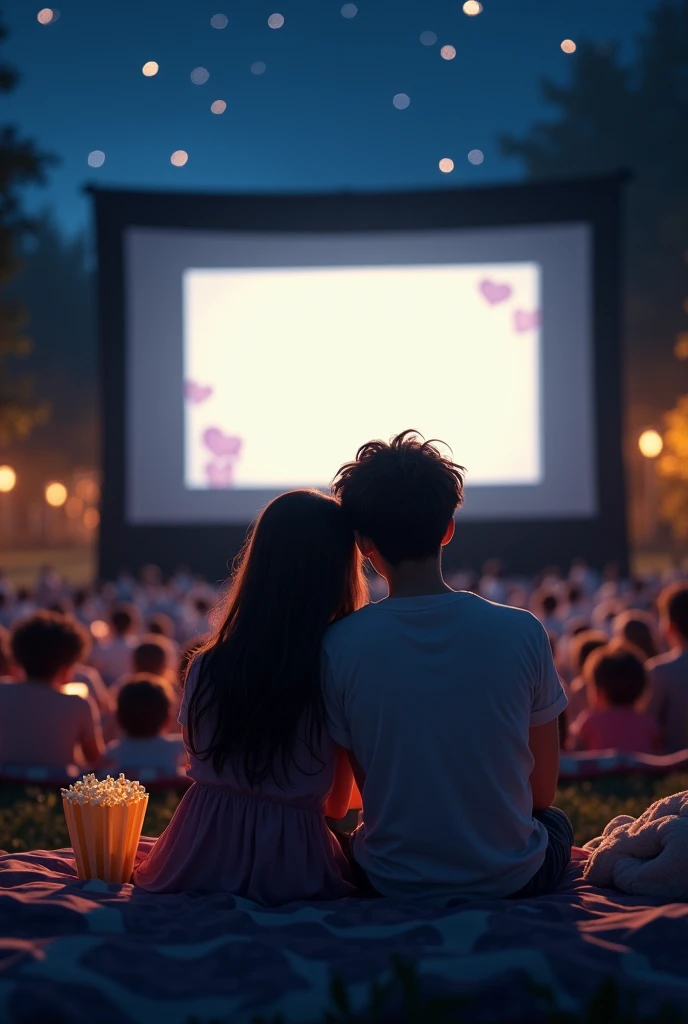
[134,489,367,904]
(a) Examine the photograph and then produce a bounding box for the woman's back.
[135,654,355,903]
[134,490,366,903]
[179,657,338,807]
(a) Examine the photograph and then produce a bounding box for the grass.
[556,772,688,845]
[2,773,688,854]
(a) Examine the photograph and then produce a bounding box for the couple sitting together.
[135,431,573,905]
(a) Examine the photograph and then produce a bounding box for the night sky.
[2,0,658,235]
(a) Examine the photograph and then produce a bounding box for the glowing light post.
[638,429,663,545]
[0,465,17,548]
[44,480,68,545]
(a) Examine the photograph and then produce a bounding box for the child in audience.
[0,612,104,770]
[564,629,608,723]
[103,675,185,776]
[130,634,181,727]
[647,582,688,752]
[322,431,572,903]
[131,635,176,682]
[135,490,366,903]
[90,603,140,687]
[567,645,658,753]
[612,610,660,661]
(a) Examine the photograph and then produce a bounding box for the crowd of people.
[0,552,687,779]
[0,566,212,777]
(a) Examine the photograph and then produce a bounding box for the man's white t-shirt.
[322,591,567,904]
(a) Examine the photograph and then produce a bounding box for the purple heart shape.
[479,279,512,305]
[203,427,243,458]
[513,309,541,333]
[205,460,235,489]
[184,381,214,404]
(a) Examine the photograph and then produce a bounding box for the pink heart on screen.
[479,279,512,305]
[184,381,214,404]
[203,428,243,458]
[206,461,235,489]
[513,309,541,333]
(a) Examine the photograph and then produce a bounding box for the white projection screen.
[125,223,595,524]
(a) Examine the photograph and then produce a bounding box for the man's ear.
[354,531,376,559]
[441,518,456,547]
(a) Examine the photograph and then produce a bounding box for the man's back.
[323,591,566,903]
[647,649,688,753]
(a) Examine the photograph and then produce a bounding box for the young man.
[0,611,104,770]
[647,582,688,753]
[323,431,572,904]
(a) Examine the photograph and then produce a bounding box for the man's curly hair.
[332,430,465,564]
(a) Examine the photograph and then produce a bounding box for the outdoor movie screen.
[125,223,595,524]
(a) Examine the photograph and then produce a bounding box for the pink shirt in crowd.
[0,680,102,769]
[568,707,658,754]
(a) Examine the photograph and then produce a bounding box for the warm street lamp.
[638,429,663,459]
[0,465,16,493]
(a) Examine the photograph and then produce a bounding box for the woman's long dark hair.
[186,489,367,785]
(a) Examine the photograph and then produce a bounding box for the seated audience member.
[625,576,654,613]
[567,645,658,754]
[12,588,35,624]
[324,431,572,903]
[0,612,104,770]
[565,629,608,722]
[179,596,213,644]
[0,593,13,629]
[647,582,688,753]
[130,634,181,725]
[592,599,621,636]
[536,592,562,638]
[103,675,185,776]
[71,662,112,717]
[148,612,174,637]
[132,635,176,682]
[561,583,591,629]
[612,610,660,662]
[72,588,97,628]
[569,558,600,598]
[478,559,508,604]
[147,614,181,667]
[90,603,140,687]
[0,625,16,679]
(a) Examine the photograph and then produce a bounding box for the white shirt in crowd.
[322,591,567,905]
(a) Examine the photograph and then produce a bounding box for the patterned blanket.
[1,839,688,1023]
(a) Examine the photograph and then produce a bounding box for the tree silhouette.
[501,0,688,432]
[0,13,55,447]
[11,213,97,464]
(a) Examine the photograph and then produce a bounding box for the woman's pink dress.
[134,657,355,904]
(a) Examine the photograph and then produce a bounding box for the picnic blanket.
[2,840,688,1023]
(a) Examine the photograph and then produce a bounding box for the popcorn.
[62,773,148,807]
[61,774,149,882]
